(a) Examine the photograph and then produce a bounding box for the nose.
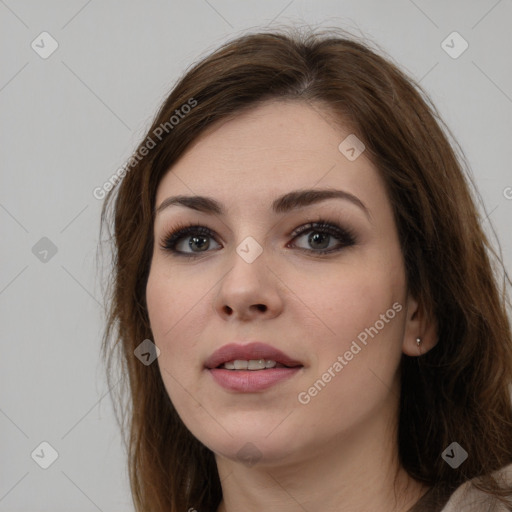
[213,246,284,322]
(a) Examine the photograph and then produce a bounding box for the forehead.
[155,100,385,217]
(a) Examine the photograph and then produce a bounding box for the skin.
[146,100,438,512]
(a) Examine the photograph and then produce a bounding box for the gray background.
[1,1,511,510]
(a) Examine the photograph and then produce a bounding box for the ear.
[402,292,438,356]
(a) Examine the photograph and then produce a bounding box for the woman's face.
[146,100,413,466]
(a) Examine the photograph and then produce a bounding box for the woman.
[100,27,512,511]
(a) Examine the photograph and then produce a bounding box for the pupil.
[309,232,329,250]
[190,236,209,251]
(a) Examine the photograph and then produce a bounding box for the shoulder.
[441,463,512,512]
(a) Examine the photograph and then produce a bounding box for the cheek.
[294,270,406,424]
[146,270,176,337]
[146,267,204,416]
[147,261,202,336]
[293,265,407,417]
[146,263,212,376]
[290,260,405,347]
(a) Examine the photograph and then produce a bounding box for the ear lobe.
[402,293,438,357]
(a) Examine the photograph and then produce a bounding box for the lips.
[205,342,303,392]
[204,342,303,369]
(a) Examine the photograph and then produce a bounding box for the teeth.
[234,360,248,370]
[222,359,278,370]
[248,359,265,370]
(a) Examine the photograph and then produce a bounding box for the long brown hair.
[99,26,512,511]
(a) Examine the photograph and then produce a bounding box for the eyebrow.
[155,188,371,220]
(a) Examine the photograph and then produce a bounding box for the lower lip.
[207,367,302,392]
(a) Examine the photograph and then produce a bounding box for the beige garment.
[440,463,512,512]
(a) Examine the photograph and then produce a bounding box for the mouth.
[218,359,295,370]
[204,342,304,392]
[204,342,303,370]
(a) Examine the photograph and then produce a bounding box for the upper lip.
[204,342,303,369]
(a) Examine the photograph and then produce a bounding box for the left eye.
[288,222,356,254]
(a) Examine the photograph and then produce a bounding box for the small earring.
[416,337,422,346]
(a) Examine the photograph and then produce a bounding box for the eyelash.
[159,219,357,259]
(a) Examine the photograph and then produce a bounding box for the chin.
[212,439,296,468]
[191,423,300,467]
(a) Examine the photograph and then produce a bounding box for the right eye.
[160,223,221,257]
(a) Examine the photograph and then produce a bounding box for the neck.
[215,394,429,512]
